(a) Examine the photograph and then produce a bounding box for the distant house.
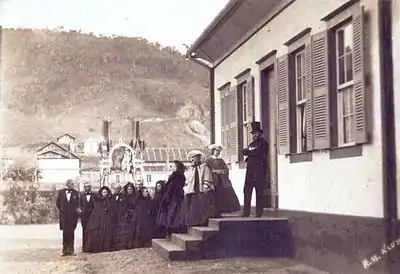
[56,133,76,152]
[36,141,80,189]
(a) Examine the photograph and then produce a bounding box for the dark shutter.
[305,39,314,150]
[220,89,226,153]
[229,86,239,162]
[352,7,367,143]
[312,30,331,149]
[224,87,231,163]
[246,75,255,147]
[277,55,290,155]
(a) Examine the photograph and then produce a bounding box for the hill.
[0,28,210,157]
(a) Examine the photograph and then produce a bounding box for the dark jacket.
[242,137,269,187]
[56,188,80,230]
[80,191,96,227]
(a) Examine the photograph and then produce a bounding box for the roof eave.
[186,0,240,61]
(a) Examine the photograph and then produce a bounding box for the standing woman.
[206,144,241,216]
[114,182,137,250]
[156,161,186,239]
[85,186,117,253]
[134,187,155,247]
[153,180,166,238]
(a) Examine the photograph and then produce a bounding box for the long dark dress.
[85,197,117,253]
[156,172,185,235]
[134,194,155,247]
[114,193,138,250]
[111,193,124,222]
[153,182,166,238]
[206,156,241,214]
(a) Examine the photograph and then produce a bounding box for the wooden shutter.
[229,86,239,162]
[224,87,231,163]
[352,7,367,144]
[312,31,330,150]
[305,39,314,150]
[220,89,227,151]
[246,76,255,147]
[277,55,290,155]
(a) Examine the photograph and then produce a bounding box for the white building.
[187,0,397,273]
[36,141,80,189]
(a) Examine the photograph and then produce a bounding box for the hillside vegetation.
[0,28,210,155]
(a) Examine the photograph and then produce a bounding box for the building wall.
[393,0,400,219]
[214,0,384,217]
[37,158,80,184]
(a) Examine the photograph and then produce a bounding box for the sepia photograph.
[0,0,398,273]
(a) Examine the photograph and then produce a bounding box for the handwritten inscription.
[362,238,400,269]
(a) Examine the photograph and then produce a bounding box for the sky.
[0,0,229,53]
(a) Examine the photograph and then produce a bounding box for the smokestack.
[131,118,140,139]
[102,119,111,151]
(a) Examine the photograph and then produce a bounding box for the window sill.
[289,152,313,163]
[329,144,363,159]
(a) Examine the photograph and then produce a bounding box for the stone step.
[209,216,288,228]
[188,226,219,240]
[152,239,186,260]
[171,233,203,250]
[152,238,202,261]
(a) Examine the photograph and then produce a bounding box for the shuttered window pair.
[220,75,254,163]
[277,7,367,155]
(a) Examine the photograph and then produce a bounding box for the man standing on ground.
[80,181,96,252]
[56,179,81,256]
[241,121,269,218]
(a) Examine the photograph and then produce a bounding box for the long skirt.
[215,185,241,214]
[85,229,115,253]
[181,192,212,227]
[157,199,183,229]
[114,213,137,250]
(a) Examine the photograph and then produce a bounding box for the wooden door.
[261,67,278,208]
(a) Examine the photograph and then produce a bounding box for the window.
[276,4,367,158]
[146,174,151,183]
[240,82,248,150]
[294,50,307,153]
[335,22,355,146]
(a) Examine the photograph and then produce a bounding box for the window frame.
[284,27,312,156]
[234,68,251,162]
[324,3,362,149]
[293,49,308,153]
[334,21,356,147]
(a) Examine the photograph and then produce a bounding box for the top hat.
[250,121,263,134]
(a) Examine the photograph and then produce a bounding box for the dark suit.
[56,188,80,254]
[80,191,96,252]
[242,137,269,217]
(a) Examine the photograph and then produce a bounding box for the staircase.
[152,216,292,261]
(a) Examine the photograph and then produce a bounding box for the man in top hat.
[182,150,215,226]
[56,179,81,256]
[80,181,96,252]
[241,121,269,217]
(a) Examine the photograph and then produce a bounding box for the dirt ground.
[0,224,330,274]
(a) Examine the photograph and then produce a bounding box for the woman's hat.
[188,150,206,159]
[208,144,223,150]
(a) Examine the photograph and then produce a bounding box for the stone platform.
[152,215,293,261]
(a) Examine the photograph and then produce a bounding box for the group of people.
[56,121,269,256]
